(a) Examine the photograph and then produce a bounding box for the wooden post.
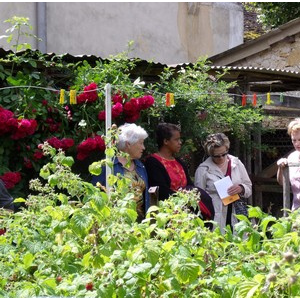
[253,124,262,208]
[282,166,290,217]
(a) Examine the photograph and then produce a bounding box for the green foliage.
[248,2,300,29]
[1,148,300,297]
[0,16,41,52]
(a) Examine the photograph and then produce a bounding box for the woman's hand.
[227,184,243,196]
[277,158,288,168]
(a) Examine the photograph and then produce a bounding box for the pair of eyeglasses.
[211,152,228,158]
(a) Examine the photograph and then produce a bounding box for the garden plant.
[1,144,300,297]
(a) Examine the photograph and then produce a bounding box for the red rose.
[33,150,44,161]
[141,95,154,109]
[77,135,105,160]
[47,137,63,149]
[77,82,98,104]
[0,107,16,135]
[112,102,123,119]
[42,100,48,106]
[62,138,74,150]
[11,119,37,139]
[0,172,22,189]
[112,93,123,104]
[125,112,140,123]
[94,135,105,151]
[124,98,139,117]
[98,111,105,121]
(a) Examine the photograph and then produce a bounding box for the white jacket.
[194,154,252,234]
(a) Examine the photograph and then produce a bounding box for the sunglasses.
[211,152,228,158]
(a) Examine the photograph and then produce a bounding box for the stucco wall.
[233,33,300,72]
[0,2,243,64]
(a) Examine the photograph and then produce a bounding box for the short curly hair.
[203,133,230,156]
[287,118,300,136]
[117,123,148,151]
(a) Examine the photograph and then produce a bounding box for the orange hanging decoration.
[165,93,171,107]
[241,94,247,106]
[252,93,257,107]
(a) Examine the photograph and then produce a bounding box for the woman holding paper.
[194,133,252,234]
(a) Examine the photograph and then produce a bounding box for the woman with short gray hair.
[92,123,149,222]
[195,132,252,234]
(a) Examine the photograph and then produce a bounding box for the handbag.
[233,197,248,217]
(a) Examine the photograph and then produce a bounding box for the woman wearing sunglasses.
[194,133,252,234]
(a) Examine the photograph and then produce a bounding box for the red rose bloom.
[112,93,123,104]
[112,102,123,119]
[77,135,105,160]
[33,150,44,161]
[77,82,98,104]
[125,112,140,123]
[62,138,74,149]
[0,107,16,135]
[140,95,154,109]
[47,137,74,151]
[98,110,105,121]
[11,119,37,140]
[0,171,22,189]
[123,98,139,117]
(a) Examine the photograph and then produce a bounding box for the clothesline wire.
[0,84,296,99]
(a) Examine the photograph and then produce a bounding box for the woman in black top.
[144,123,214,221]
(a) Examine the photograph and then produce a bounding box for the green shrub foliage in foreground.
[1,146,300,297]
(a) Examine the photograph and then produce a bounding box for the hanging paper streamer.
[165,93,170,107]
[170,93,175,106]
[59,89,65,105]
[252,93,257,107]
[280,93,284,103]
[165,93,174,107]
[69,90,77,105]
[241,94,247,106]
[266,92,271,105]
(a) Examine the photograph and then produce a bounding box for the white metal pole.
[105,83,112,193]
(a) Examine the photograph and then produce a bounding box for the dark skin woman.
[144,123,214,222]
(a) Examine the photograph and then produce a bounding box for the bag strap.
[225,159,232,178]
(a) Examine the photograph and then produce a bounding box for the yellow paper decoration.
[170,93,175,106]
[69,90,77,105]
[266,92,271,105]
[59,89,65,105]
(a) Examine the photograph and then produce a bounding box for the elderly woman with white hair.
[92,123,149,221]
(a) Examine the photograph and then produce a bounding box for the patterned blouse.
[123,168,146,221]
[152,153,187,191]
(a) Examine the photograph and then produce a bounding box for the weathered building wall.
[0,2,243,64]
[233,33,300,72]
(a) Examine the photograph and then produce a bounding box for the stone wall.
[234,33,300,72]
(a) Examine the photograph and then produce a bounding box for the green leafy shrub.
[1,146,300,297]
